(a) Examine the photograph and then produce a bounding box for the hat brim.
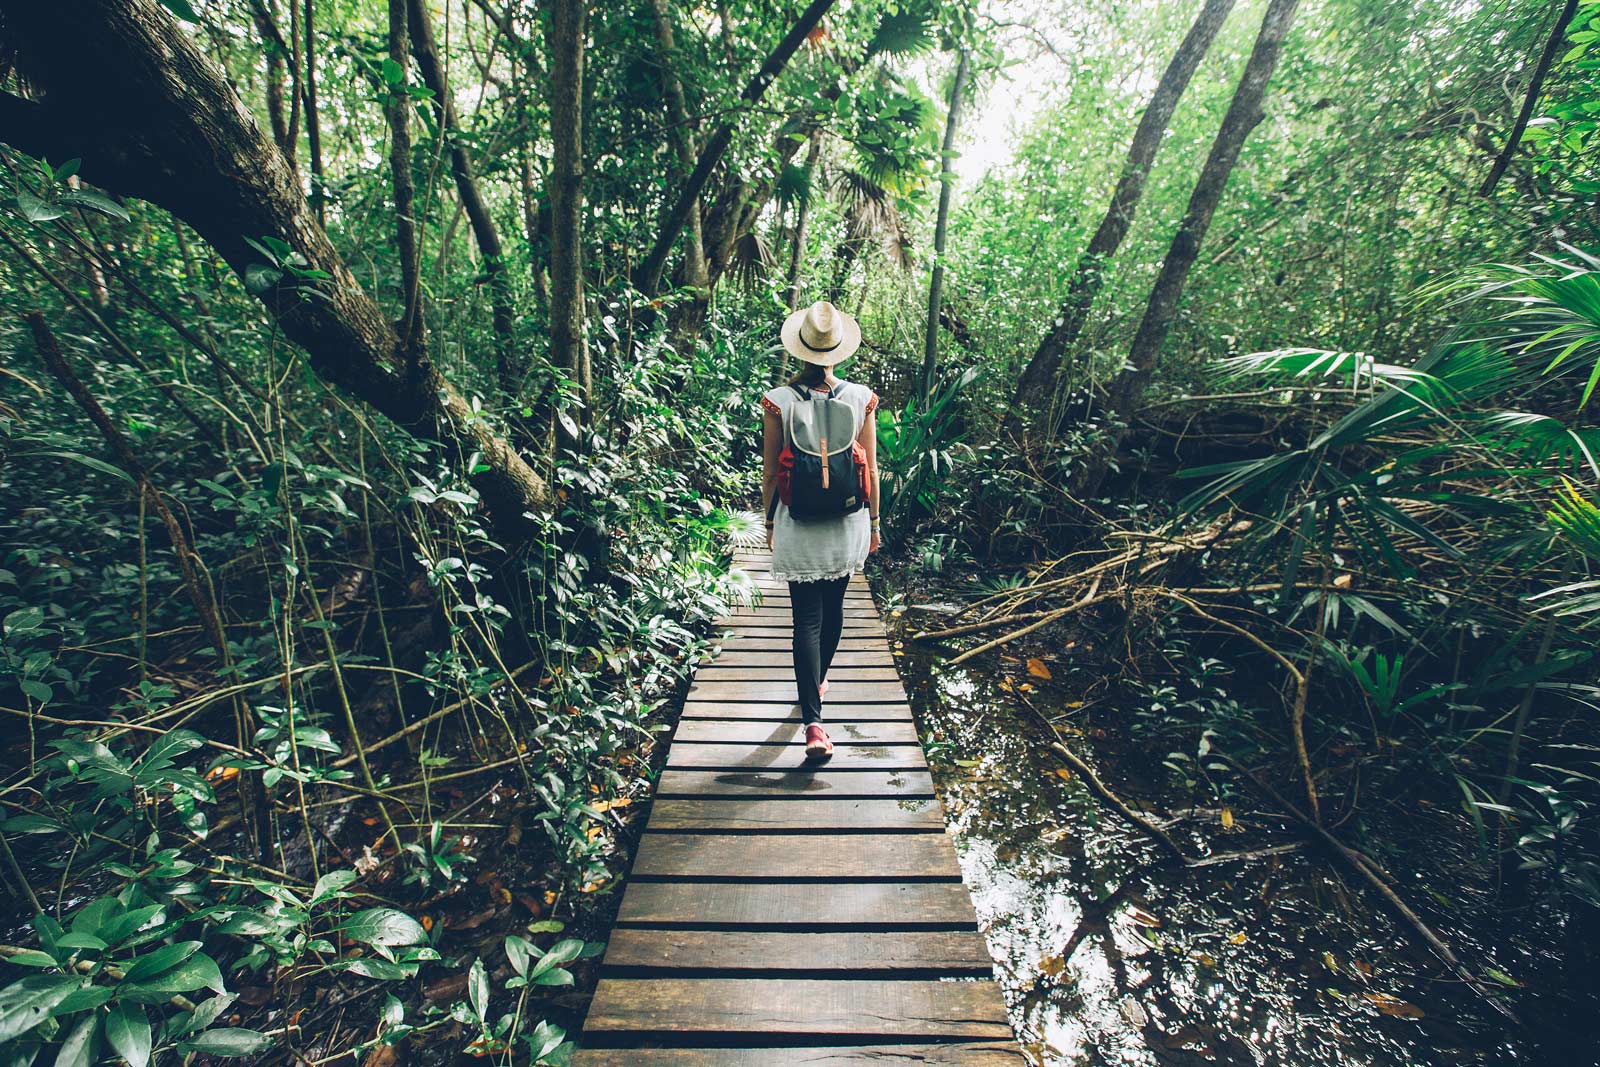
[781,307,861,366]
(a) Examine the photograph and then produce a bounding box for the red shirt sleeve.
[760,395,782,417]
[865,391,879,415]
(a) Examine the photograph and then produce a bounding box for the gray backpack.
[770,383,868,522]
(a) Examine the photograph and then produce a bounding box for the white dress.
[761,379,879,583]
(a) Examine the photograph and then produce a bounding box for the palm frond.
[1416,248,1600,408]
[774,161,813,211]
[1476,411,1600,478]
[832,169,895,239]
[1548,480,1600,561]
[729,230,777,289]
[865,8,937,59]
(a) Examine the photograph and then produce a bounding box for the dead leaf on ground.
[362,1044,402,1067]
[448,906,498,931]
[1026,657,1052,680]
[1364,992,1424,1019]
[424,974,468,1002]
[1038,954,1066,977]
[1220,807,1235,830]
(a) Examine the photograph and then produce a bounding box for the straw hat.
[781,300,861,366]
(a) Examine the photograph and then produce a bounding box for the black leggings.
[790,576,849,724]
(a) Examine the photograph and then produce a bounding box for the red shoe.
[804,724,834,760]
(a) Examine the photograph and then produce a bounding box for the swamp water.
[880,596,1565,1067]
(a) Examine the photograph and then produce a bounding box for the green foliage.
[875,366,980,539]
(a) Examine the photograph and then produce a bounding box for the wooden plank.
[708,651,895,667]
[655,769,936,797]
[696,667,902,682]
[680,702,914,721]
[686,681,908,703]
[575,1044,1021,1066]
[616,880,976,925]
[583,978,1011,1039]
[712,644,886,655]
[725,609,879,620]
[649,797,942,831]
[665,743,926,770]
[630,832,961,879]
[743,593,875,604]
[672,721,918,744]
[600,929,991,971]
[720,620,883,630]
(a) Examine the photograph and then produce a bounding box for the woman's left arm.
[859,401,881,554]
[762,408,783,549]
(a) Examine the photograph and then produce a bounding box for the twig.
[1049,741,1192,863]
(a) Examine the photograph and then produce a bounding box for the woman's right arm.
[761,407,782,549]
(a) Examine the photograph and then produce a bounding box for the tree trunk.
[921,47,970,404]
[1102,0,1300,429]
[785,130,823,313]
[648,0,708,293]
[303,0,325,223]
[1478,0,1580,198]
[386,0,422,359]
[246,0,294,159]
[518,133,551,308]
[407,0,519,393]
[0,0,552,543]
[1006,0,1237,436]
[635,0,837,298]
[547,0,587,444]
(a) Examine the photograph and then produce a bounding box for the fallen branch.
[1051,741,1192,863]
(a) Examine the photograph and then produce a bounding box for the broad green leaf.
[0,975,81,1042]
[119,940,201,983]
[337,957,413,980]
[335,908,426,948]
[181,1028,273,1056]
[11,192,65,223]
[158,0,202,21]
[105,1002,152,1067]
[468,958,489,1021]
[52,1013,98,1067]
[58,190,130,222]
[311,869,359,904]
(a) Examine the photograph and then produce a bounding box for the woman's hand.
[767,526,775,551]
[869,530,880,555]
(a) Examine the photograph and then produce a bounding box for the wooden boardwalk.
[576,549,1019,1066]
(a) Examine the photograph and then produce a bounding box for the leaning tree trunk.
[546,0,588,448]
[1104,0,1301,424]
[920,47,970,404]
[635,0,837,298]
[246,0,294,159]
[407,0,519,395]
[0,0,552,543]
[1478,0,1580,198]
[784,130,823,313]
[303,0,325,223]
[648,0,708,293]
[386,0,422,359]
[1006,0,1237,437]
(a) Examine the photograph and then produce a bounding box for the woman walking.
[760,300,881,760]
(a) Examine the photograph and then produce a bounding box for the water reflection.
[891,632,1525,1067]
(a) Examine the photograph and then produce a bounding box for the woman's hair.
[788,361,830,388]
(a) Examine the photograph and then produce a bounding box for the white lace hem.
[769,564,858,584]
